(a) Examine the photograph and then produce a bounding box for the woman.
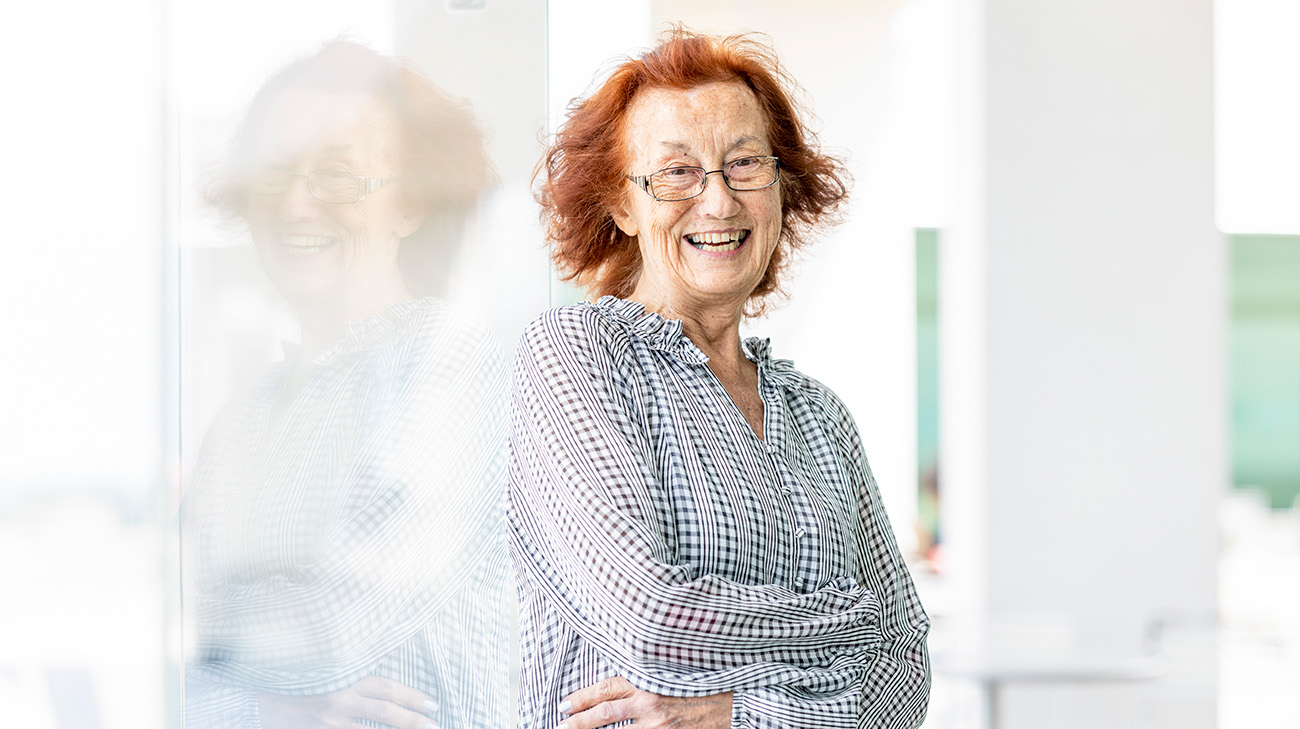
[508,31,930,729]
[183,42,511,729]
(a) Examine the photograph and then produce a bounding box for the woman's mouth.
[279,234,338,253]
[685,230,749,252]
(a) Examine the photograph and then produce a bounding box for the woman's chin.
[266,268,345,307]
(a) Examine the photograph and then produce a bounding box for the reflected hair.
[538,28,849,316]
[206,41,496,296]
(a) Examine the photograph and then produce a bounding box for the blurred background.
[0,0,1295,727]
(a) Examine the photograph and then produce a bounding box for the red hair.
[538,28,849,315]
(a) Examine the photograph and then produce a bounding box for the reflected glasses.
[247,169,396,204]
[627,156,780,202]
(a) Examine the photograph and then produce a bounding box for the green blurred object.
[1232,234,1300,509]
[916,229,940,477]
[916,229,941,549]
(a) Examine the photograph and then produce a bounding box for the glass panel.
[168,2,547,726]
[1,2,167,728]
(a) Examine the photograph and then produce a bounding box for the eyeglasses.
[627,155,780,202]
[246,169,396,204]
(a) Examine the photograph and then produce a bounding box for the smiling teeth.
[282,235,335,249]
[686,231,746,252]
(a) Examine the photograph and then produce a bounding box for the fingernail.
[424,699,439,713]
[556,724,569,729]
[425,724,438,729]
[558,699,572,713]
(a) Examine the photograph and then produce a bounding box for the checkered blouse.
[508,296,931,729]
[183,297,512,729]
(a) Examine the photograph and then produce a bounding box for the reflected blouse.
[183,297,511,729]
[508,296,931,729]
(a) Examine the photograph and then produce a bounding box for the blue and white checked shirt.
[183,297,512,729]
[508,296,930,729]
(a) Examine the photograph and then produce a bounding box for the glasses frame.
[248,169,397,204]
[626,155,781,202]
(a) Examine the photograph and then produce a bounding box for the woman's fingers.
[559,675,636,715]
[556,679,734,729]
[351,696,439,729]
[557,696,637,729]
[353,676,439,716]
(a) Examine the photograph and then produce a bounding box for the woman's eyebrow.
[654,135,765,158]
[316,144,361,163]
[727,135,763,152]
[657,141,693,154]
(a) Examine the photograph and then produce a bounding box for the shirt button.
[794,528,806,539]
[781,486,793,496]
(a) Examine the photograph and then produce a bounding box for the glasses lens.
[648,167,705,201]
[724,157,778,190]
[247,168,293,195]
[308,170,362,203]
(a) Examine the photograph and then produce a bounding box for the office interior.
[1,0,1296,727]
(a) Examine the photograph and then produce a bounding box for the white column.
[943,0,1223,726]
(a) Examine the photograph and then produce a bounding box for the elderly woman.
[183,42,510,729]
[508,31,930,729]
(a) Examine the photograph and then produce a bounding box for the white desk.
[933,655,1162,729]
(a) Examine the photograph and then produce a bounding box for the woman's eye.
[729,157,757,168]
[663,167,696,177]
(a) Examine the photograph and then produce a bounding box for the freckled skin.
[613,81,783,324]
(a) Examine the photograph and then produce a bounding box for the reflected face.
[243,90,420,309]
[614,81,782,313]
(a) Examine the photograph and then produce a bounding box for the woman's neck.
[293,280,416,362]
[628,288,751,377]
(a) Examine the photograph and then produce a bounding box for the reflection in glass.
[181,42,510,729]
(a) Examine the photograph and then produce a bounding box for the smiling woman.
[612,81,785,324]
[184,41,510,729]
[207,42,494,312]
[511,29,931,729]
[538,30,849,318]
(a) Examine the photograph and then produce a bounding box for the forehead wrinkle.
[654,134,766,158]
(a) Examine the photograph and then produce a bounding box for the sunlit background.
[1,0,1297,727]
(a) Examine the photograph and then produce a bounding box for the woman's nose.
[695,171,742,219]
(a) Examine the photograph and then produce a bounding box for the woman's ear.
[394,206,427,239]
[609,193,639,237]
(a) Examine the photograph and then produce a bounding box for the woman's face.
[614,81,782,315]
[243,90,421,312]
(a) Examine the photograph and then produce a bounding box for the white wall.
[943,0,1223,726]
[1216,0,1300,234]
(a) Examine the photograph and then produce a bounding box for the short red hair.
[538,29,849,315]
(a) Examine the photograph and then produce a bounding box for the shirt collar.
[589,296,710,365]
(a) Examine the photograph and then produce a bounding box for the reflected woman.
[183,42,510,729]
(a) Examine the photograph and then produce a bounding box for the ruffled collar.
[742,336,804,392]
[282,296,442,367]
[589,296,709,364]
[588,296,803,390]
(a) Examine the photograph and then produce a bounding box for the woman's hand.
[557,675,732,729]
[257,676,439,729]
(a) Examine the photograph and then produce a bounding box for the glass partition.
[168,2,547,726]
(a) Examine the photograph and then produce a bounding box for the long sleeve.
[508,308,883,723]
[727,400,931,728]
[184,302,511,729]
[834,399,930,728]
[727,385,929,729]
